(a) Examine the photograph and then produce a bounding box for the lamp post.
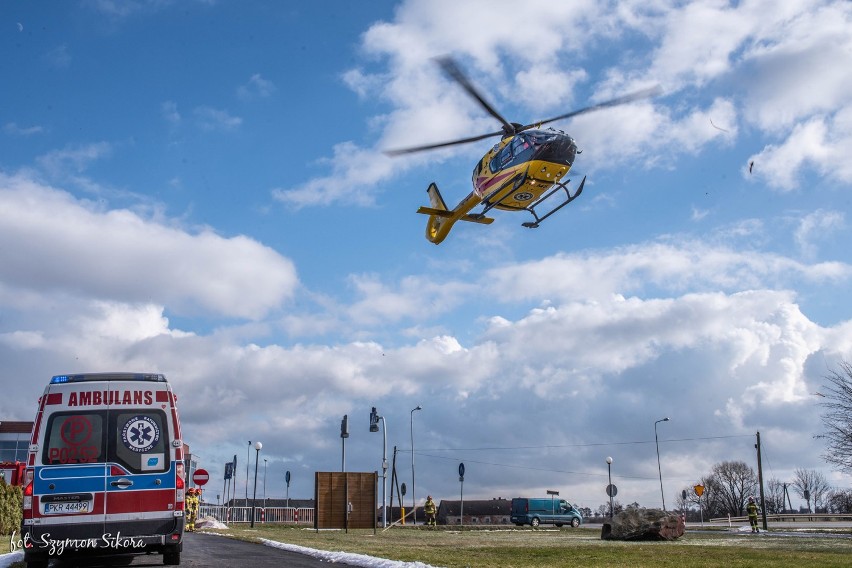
[250,441,262,528]
[340,414,349,471]
[370,407,389,528]
[654,417,670,511]
[606,456,614,518]
[245,440,251,507]
[410,405,422,525]
[285,470,291,510]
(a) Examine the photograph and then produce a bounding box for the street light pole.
[655,417,670,511]
[250,441,262,528]
[245,441,251,507]
[370,407,389,528]
[410,405,422,525]
[606,456,614,518]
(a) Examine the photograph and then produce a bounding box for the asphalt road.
[48,532,345,568]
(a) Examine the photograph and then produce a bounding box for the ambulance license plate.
[44,501,92,514]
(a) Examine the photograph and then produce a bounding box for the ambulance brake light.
[23,480,33,510]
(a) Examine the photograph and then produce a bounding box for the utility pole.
[755,431,768,531]
[782,482,794,513]
[389,446,396,524]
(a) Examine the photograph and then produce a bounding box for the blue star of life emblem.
[122,415,160,453]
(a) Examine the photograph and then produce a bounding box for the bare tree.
[792,468,831,513]
[818,361,852,473]
[596,500,624,518]
[764,478,787,514]
[705,461,758,516]
[827,489,852,514]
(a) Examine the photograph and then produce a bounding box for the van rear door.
[104,392,177,537]
[38,403,108,536]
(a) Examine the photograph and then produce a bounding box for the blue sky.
[2,0,852,513]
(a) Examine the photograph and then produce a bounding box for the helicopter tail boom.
[416,206,494,225]
[417,182,494,245]
[418,182,494,224]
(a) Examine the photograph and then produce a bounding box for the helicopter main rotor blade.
[384,129,505,156]
[518,85,663,132]
[436,56,516,135]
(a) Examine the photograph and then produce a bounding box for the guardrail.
[199,505,315,525]
[711,513,852,523]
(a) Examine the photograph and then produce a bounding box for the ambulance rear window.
[111,411,168,474]
[43,412,106,465]
[41,410,169,474]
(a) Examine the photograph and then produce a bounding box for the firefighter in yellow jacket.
[424,495,437,526]
[746,496,760,533]
[186,488,199,532]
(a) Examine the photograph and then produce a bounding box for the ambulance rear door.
[104,385,178,537]
[37,389,109,537]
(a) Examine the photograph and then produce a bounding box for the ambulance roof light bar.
[50,373,167,384]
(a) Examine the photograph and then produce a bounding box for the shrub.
[0,478,23,535]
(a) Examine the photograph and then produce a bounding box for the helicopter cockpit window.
[490,135,536,173]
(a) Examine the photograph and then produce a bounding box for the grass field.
[206,524,851,568]
[3,525,851,567]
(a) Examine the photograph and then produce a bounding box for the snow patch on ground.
[0,551,23,568]
[260,537,440,567]
[196,516,229,529]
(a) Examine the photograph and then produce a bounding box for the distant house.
[0,421,32,463]
[438,498,511,526]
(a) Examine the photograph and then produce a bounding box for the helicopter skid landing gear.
[521,175,585,228]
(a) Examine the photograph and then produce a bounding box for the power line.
[400,433,752,453]
[415,451,658,481]
[403,434,755,484]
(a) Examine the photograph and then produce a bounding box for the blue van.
[511,497,583,527]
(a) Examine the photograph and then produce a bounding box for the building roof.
[0,421,33,434]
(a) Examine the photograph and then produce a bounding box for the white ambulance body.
[21,373,185,567]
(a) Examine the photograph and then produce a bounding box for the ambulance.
[21,373,185,567]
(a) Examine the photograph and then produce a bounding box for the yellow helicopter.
[387,58,660,244]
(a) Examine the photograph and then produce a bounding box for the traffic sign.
[192,468,209,486]
[286,470,291,484]
[694,484,704,497]
[606,484,618,497]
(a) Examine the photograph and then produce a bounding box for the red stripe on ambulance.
[106,489,176,514]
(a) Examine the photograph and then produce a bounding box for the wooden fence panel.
[314,471,377,529]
